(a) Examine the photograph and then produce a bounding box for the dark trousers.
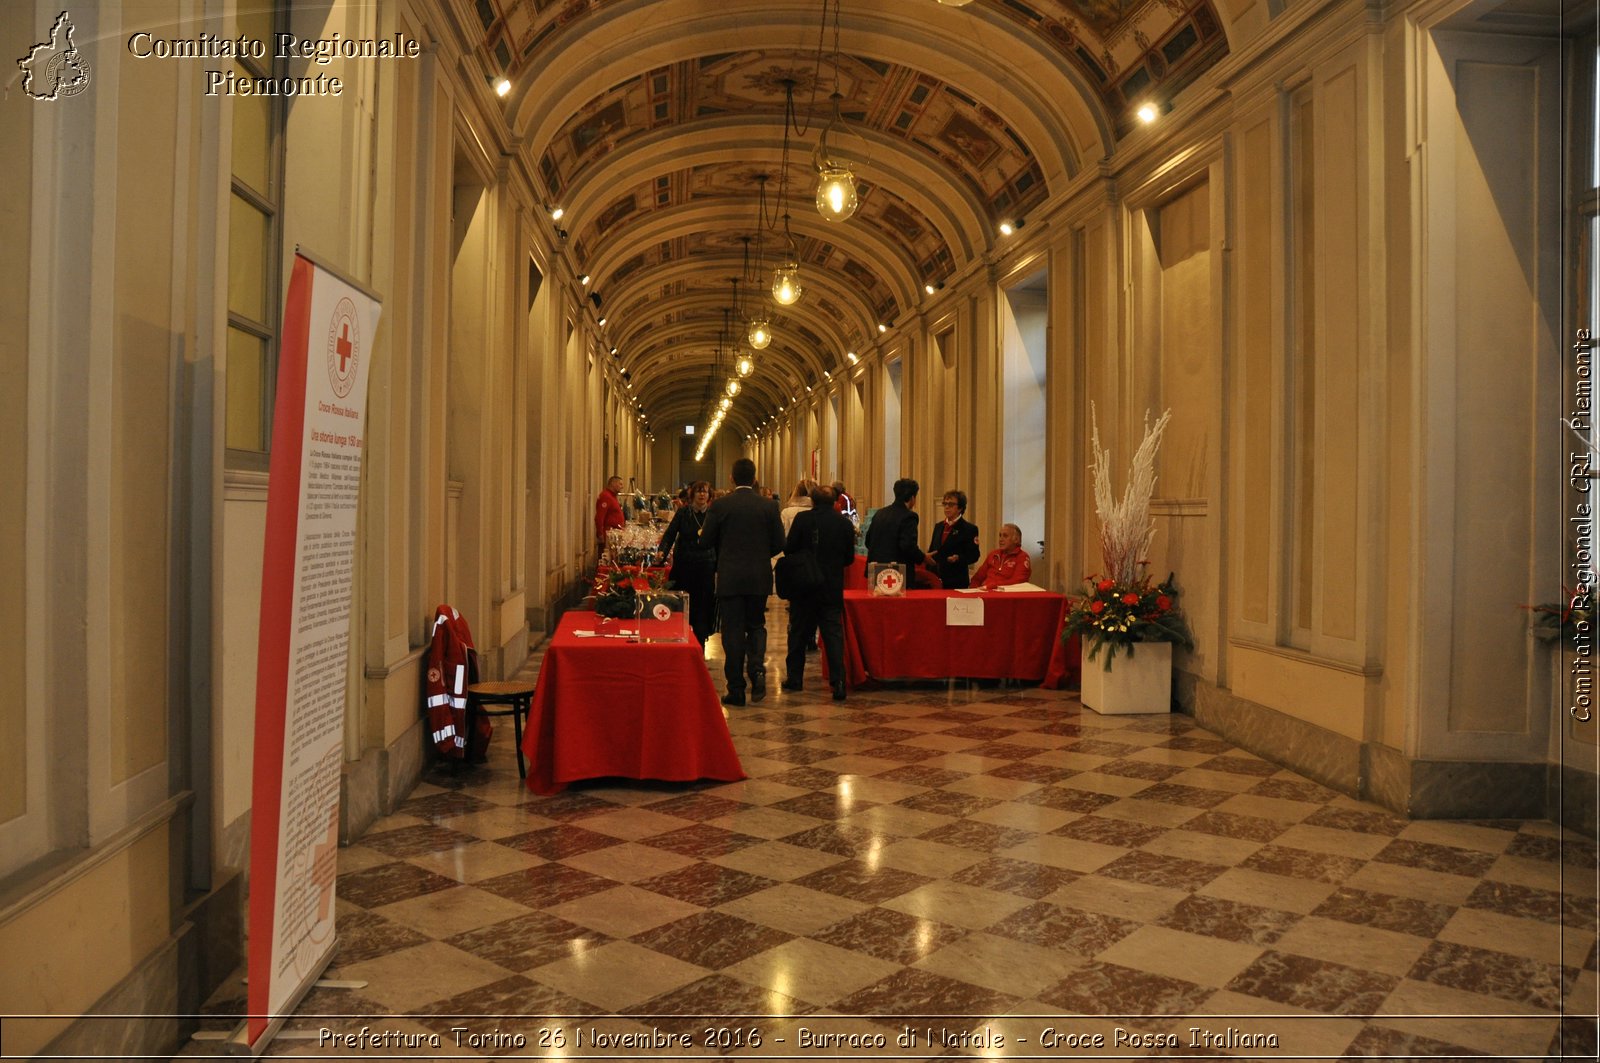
[785,594,844,688]
[717,593,769,693]
[672,563,717,646]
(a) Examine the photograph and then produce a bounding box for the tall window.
[225,1,285,462]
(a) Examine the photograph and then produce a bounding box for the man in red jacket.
[594,474,625,551]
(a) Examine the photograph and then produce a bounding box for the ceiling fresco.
[462,0,1230,430]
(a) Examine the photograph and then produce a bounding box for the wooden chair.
[465,679,537,778]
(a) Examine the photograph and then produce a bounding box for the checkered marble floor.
[191,615,1599,1059]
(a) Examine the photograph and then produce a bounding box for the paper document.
[946,597,985,626]
[994,582,1048,593]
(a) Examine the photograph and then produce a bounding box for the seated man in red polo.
[971,523,1032,589]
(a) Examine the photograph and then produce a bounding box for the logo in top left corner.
[18,12,92,101]
[326,297,360,399]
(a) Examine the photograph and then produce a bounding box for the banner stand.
[192,952,347,1057]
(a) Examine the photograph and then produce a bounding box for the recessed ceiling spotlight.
[846,351,858,364]
[494,78,511,97]
[1137,101,1160,125]
[999,221,1013,236]
[549,205,564,221]
[597,316,607,327]
[878,322,888,333]
[579,274,591,286]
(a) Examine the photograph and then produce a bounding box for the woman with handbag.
[781,485,858,699]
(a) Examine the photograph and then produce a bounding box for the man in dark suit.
[864,477,927,578]
[782,485,858,700]
[702,457,785,705]
[926,488,981,589]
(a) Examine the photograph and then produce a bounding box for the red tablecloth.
[521,611,745,794]
[844,556,868,589]
[824,589,1074,688]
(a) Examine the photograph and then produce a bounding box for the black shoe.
[781,677,803,691]
[832,681,847,701]
[722,691,746,707]
[750,678,767,702]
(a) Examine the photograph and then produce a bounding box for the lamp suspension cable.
[813,0,858,222]
[771,79,804,307]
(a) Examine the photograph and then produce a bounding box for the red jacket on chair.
[425,605,491,760]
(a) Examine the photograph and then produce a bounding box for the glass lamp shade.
[815,166,858,221]
[725,378,741,397]
[735,353,756,378]
[772,262,803,306]
[934,0,973,5]
[747,317,772,349]
[719,397,732,411]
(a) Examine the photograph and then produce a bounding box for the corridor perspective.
[3,0,1598,1058]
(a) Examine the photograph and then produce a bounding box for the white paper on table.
[946,597,985,626]
[955,587,987,594]
[994,582,1048,593]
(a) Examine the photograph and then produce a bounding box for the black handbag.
[775,527,824,600]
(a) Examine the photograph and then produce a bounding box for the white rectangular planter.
[1080,641,1173,715]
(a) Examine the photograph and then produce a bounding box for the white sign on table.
[946,597,985,626]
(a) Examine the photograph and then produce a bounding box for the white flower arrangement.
[1090,404,1171,585]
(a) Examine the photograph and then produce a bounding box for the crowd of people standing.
[595,466,1037,706]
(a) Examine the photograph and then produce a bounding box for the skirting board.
[1178,673,1587,826]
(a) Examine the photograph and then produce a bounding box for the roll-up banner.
[246,251,381,1050]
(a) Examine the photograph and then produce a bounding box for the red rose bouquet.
[1064,568,1194,668]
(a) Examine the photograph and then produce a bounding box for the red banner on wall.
[247,252,381,1047]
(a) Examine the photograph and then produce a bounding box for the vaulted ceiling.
[466,0,1231,437]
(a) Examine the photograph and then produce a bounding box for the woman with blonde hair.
[779,478,819,537]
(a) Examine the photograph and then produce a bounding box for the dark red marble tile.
[1132,782,1233,809]
[644,792,752,822]
[397,790,500,821]
[779,823,887,858]
[1156,893,1300,946]
[1341,1024,1487,1059]
[950,856,1082,899]
[918,819,1037,853]
[338,861,462,909]
[1373,839,1499,877]
[987,761,1078,785]
[771,791,872,820]
[762,766,843,790]
[331,908,432,964]
[631,910,793,968]
[988,900,1141,955]
[473,863,615,908]
[360,823,483,858]
[630,973,812,1018]
[497,825,622,860]
[1051,815,1168,848]
[1014,786,1121,814]
[633,862,778,907]
[1302,806,1409,836]
[1225,950,1399,1015]
[1072,738,1144,757]
[1180,810,1290,844]
[790,859,932,904]
[1246,777,1339,803]
[1099,850,1229,891]
[642,823,766,857]
[895,789,1002,817]
[1407,940,1568,1010]
[811,907,968,963]
[876,764,971,787]
[1240,844,1366,884]
[828,967,1019,1017]
[1097,759,1185,782]
[942,724,1026,741]
[1311,886,1456,938]
[857,743,953,763]
[1036,961,1214,1016]
[520,790,619,821]
[443,910,611,972]
[1193,754,1280,778]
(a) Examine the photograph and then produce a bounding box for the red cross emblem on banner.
[336,324,353,373]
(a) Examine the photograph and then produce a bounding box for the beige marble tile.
[967,801,1078,833]
[1163,767,1262,794]
[558,840,697,883]
[1270,915,1432,977]
[837,804,954,838]
[336,940,513,1012]
[438,805,559,840]
[717,883,869,936]
[1437,907,1589,967]
[408,840,546,884]
[374,884,541,939]
[530,940,709,1011]
[1214,793,1321,822]
[1126,747,1214,767]
[880,880,1034,930]
[574,806,700,840]
[942,775,1044,800]
[1343,860,1479,906]
[337,844,404,876]
[916,932,1085,997]
[833,775,931,804]
[809,754,904,776]
[875,837,989,877]
[1096,925,1264,987]
[705,804,831,840]
[1375,979,1561,1056]
[1271,822,1395,861]
[1020,749,1113,772]
[1197,867,1339,914]
[1486,853,1593,895]
[1059,772,1155,798]
[546,884,703,937]
[711,840,848,881]
[999,834,1126,873]
[1188,990,1365,1054]
[724,938,901,1007]
[1396,820,1518,854]
[1139,829,1262,867]
[1045,874,1188,923]
[707,777,814,806]
[1095,798,1204,828]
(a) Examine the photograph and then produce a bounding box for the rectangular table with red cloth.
[825,589,1076,688]
[521,611,745,795]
